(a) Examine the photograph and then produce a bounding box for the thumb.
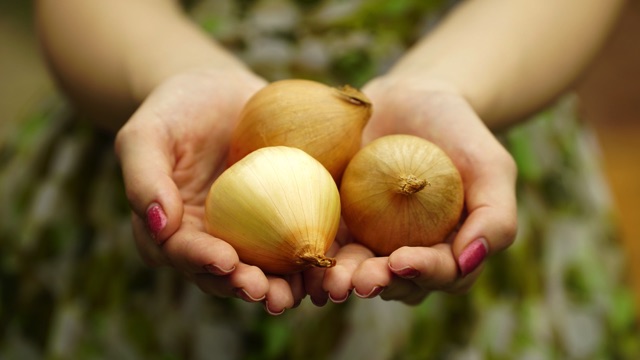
[452,151,518,277]
[115,113,183,244]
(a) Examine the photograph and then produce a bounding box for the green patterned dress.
[1,1,638,359]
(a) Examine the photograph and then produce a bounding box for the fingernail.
[310,296,328,307]
[459,238,488,276]
[203,264,236,276]
[264,301,285,316]
[328,290,352,304]
[235,288,266,303]
[146,202,167,242]
[354,286,385,299]
[389,265,420,279]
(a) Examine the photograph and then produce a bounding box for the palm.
[315,82,517,304]
[160,81,236,228]
[117,71,307,313]
[143,71,242,242]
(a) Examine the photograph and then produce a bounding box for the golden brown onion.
[228,79,372,182]
[340,134,464,256]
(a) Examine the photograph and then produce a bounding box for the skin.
[309,0,626,305]
[36,0,625,311]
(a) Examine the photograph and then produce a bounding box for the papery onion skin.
[340,134,464,256]
[205,146,340,275]
[228,79,372,182]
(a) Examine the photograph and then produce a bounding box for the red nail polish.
[459,238,488,276]
[146,203,167,242]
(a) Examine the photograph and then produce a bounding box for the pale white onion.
[205,146,340,274]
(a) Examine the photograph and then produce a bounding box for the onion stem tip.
[399,175,428,195]
[299,254,336,268]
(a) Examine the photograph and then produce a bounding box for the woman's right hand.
[115,68,306,315]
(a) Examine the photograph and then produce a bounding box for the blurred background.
[2,1,640,359]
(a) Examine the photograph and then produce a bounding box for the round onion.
[340,134,464,256]
[205,146,340,274]
[228,79,371,182]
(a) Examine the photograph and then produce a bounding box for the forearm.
[386,0,626,129]
[36,0,257,129]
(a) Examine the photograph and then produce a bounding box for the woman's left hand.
[305,77,518,305]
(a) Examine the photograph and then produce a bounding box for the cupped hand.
[307,77,518,305]
[115,69,305,314]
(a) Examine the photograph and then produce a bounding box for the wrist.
[363,74,465,112]
[367,74,460,94]
[124,11,261,104]
[364,72,508,131]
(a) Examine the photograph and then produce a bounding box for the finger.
[323,243,374,303]
[351,257,392,299]
[303,239,341,306]
[230,263,270,300]
[131,213,169,267]
[304,267,329,306]
[114,106,183,244]
[287,273,306,308]
[387,244,460,290]
[453,148,518,277]
[352,257,430,304]
[264,276,295,316]
[161,215,239,276]
[192,262,270,301]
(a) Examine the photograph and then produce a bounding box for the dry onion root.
[228,79,372,182]
[205,146,340,275]
[340,134,464,256]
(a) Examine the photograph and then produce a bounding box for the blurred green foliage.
[2,0,640,359]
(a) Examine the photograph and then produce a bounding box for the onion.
[340,134,464,256]
[205,146,340,275]
[228,79,372,182]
